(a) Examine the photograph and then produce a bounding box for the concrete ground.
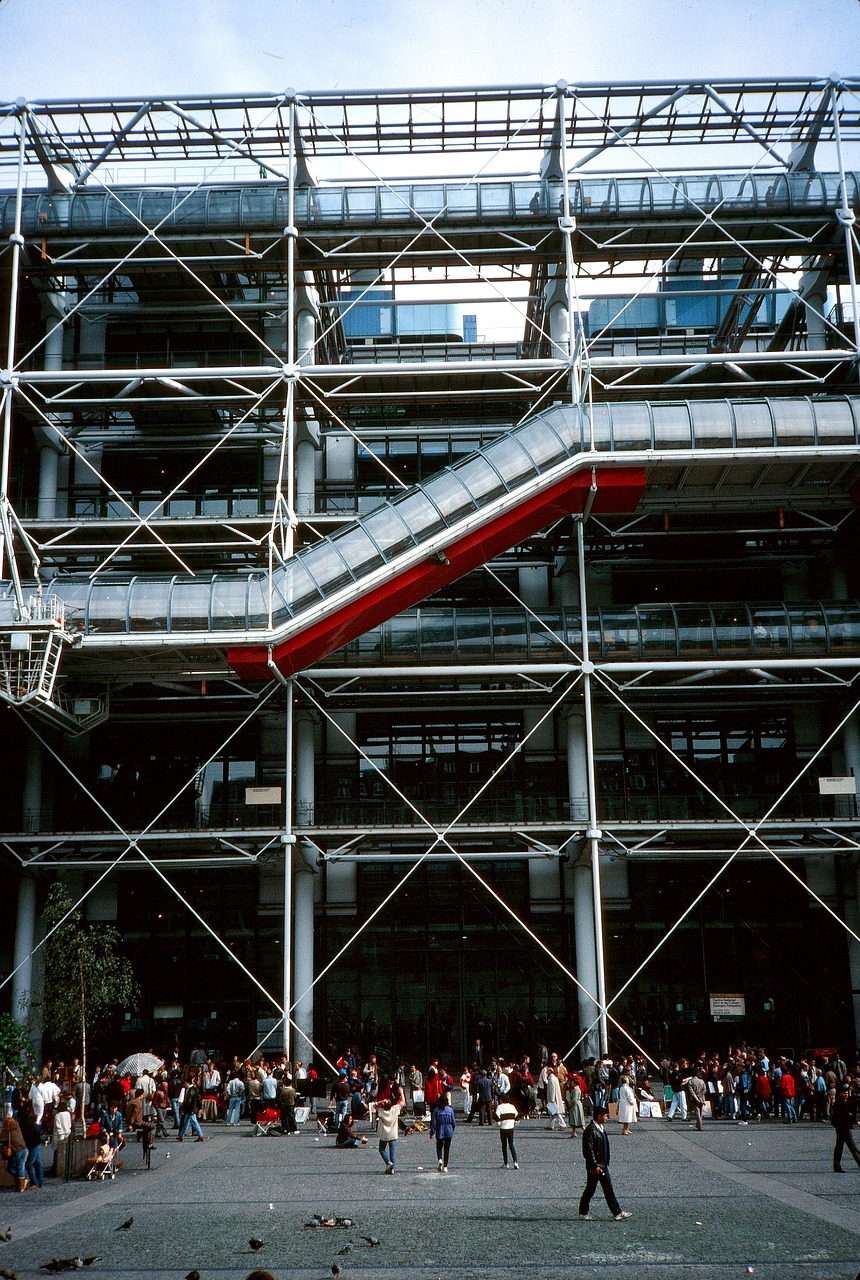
[1,1113,860,1280]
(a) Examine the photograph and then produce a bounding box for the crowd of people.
[4,1039,860,1191]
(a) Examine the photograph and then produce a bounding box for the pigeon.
[116,1217,134,1231]
[338,1241,354,1255]
[331,1265,341,1279]
[186,1271,201,1280]
[248,1238,265,1252]
[0,1229,10,1243]
[362,1235,380,1247]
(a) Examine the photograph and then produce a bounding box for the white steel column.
[12,875,36,1030]
[37,292,67,518]
[293,707,316,1062]
[0,114,27,605]
[576,519,608,1053]
[830,81,860,373]
[566,706,600,1060]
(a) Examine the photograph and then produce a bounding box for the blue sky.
[0,0,857,100]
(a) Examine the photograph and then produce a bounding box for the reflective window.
[772,399,815,445]
[452,455,508,505]
[652,403,692,447]
[750,605,788,651]
[128,580,171,632]
[390,490,447,542]
[675,606,714,656]
[170,581,212,631]
[609,403,650,450]
[734,401,774,446]
[363,503,418,557]
[480,437,538,489]
[300,540,355,596]
[812,399,858,443]
[210,577,248,630]
[87,582,129,633]
[420,472,479,522]
[280,560,324,612]
[329,525,386,577]
[691,400,734,447]
[345,188,377,219]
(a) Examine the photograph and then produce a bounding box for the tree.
[0,1012,33,1087]
[42,883,139,1100]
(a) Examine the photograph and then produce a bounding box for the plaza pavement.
[1,1113,860,1279]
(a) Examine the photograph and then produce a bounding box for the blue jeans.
[179,1112,203,1139]
[7,1148,26,1179]
[379,1138,397,1167]
[171,1099,181,1127]
[783,1097,797,1123]
[26,1143,44,1187]
[225,1097,242,1125]
[334,1098,349,1128]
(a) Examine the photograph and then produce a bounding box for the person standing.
[617,1075,637,1136]
[831,1081,860,1172]
[686,1068,707,1132]
[430,1089,456,1172]
[495,1093,519,1169]
[225,1072,245,1126]
[578,1104,632,1221]
[667,1060,689,1122]
[546,1066,566,1131]
[377,1096,402,1173]
[178,1075,205,1142]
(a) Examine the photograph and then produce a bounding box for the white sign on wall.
[709,994,745,1021]
[245,786,282,804]
[818,776,857,795]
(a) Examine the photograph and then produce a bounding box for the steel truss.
[2,78,860,1063]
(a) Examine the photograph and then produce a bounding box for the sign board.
[709,994,745,1021]
[245,786,282,805]
[818,776,857,795]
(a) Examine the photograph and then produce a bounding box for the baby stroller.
[87,1141,118,1181]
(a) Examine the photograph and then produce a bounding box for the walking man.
[578,1104,632,1221]
[686,1068,707,1132]
[831,1082,860,1173]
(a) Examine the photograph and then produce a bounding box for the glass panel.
[691,400,734,448]
[105,193,140,231]
[652,403,692,447]
[561,610,582,654]
[173,191,208,226]
[299,540,354,596]
[823,604,860,650]
[685,178,716,209]
[420,472,479,523]
[617,179,649,212]
[480,437,538,488]
[54,581,89,634]
[247,575,270,628]
[420,611,455,661]
[412,185,444,216]
[479,184,513,215]
[329,525,385,577]
[788,606,826,651]
[456,612,492,661]
[580,179,614,212]
[638,606,676,655]
[363,503,418,557]
[812,399,857,443]
[750,605,787,652]
[390,490,447,541]
[313,189,343,221]
[170,581,212,631]
[446,184,478,216]
[379,186,412,218]
[772,399,815,445]
[240,188,276,226]
[71,193,107,231]
[518,417,571,469]
[528,615,566,660]
[210,577,248,630]
[381,616,411,660]
[649,178,679,210]
[713,607,751,654]
[600,610,639,656]
[493,611,528,659]
[514,183,545,215]
[733,402,774,446]
[345,188,377,219]
[451,455,508,505]
[676,606,714,656]
[128,580,170,632]
[87,582,129,633]
[280,560,324,612]
[208,190,241,227]
[609,403,650,449]
[140,191,174,227]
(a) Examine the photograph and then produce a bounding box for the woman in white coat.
[545,1067,566,1131]
[617,1074,637,1136]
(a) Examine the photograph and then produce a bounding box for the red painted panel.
[229,466,645,680]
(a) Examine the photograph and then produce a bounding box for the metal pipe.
[0,117,27,605]
[282,678,294,1058]
[830,80,860,375]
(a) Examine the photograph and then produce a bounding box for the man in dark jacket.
[831,1081,860,1172]
[578,1104,632,1220]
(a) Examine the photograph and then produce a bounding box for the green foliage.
[42,883,139,1062]
[0,1012,33,1083]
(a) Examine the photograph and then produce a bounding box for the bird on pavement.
[248,1238,265,1253]
[116,1217,134,1231]
[361,1235,380,1247]
[0,1228,11,1243]
[331,1264,341,1279]
[338,1241,354,1255]
[0,1265,17,1280]
[186,1271,201,1280]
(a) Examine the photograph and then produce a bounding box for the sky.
[0,0,857,101]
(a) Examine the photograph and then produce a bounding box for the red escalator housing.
[228,465,646,680]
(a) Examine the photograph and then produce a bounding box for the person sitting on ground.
[335,1113,367,1148]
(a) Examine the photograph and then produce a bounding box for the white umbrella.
[115,1052,164,1076]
